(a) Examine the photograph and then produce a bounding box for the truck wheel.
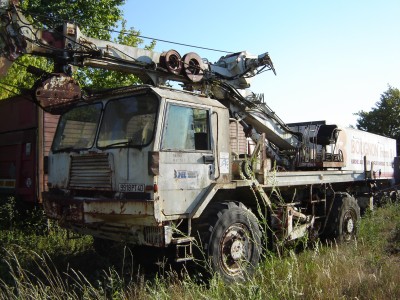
[325,194,360,243]
[390,190,400,203]
[195,202,262,282]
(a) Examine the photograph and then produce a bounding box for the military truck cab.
[43,85,230,247]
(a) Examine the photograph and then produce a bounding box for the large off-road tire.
[193,202,262,282]
[390,190,400,203]
[325,193,361,243]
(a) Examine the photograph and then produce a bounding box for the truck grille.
[69,153,112,190]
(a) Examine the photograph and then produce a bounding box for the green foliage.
[1,197,399,299]
[22,0,125,40]
[0,0,154,99]
[0,197,16,229]
[0,196,47,233]
[0,196,93,285]
[359,202,400,254]
[355,85,400,154]
[0,55,51,99]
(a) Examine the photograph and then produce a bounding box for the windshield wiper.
[53,147,81,153]
[101,139,143,149]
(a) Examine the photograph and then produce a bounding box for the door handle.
[203,155,215,164]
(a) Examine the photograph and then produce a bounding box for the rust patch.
[34,73,81,113]
[42,194,84,223]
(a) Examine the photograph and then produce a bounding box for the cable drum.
[182,52,204,82]
[159,50,182,75]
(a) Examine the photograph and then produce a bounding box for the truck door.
[158,101,214,215]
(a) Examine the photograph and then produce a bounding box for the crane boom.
[0,0,302,167]
[0,1,275,87]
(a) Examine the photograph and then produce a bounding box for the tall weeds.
[0,196,399,299]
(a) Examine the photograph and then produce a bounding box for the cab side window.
[162,104,210,151]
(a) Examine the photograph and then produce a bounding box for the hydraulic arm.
[0,0,302,165]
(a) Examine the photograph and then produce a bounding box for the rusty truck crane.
[0,1,397,281]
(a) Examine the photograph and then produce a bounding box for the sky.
[122,0,400,127]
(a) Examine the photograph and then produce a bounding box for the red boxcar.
[0,95,59,202]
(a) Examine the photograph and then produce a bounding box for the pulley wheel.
[182,52,204,82]
[159,50,182,75]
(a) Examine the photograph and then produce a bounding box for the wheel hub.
[230,240,244,260]
[345,217,354,233]
[219,224,252,275]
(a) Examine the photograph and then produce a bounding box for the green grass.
[0,196,399,299]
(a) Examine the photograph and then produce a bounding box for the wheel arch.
[190,184,266,220]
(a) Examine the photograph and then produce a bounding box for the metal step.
[171,237,194,262]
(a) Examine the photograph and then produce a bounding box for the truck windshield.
[97,93,158,148]
[52,103,102,152]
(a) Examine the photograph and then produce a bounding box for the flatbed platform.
[231,170,370,188]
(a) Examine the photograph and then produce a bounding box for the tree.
[0,0,152,98]
[355,85,400,154]
[23,0,125,39]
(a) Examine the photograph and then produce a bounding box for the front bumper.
[42,192,170,246]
